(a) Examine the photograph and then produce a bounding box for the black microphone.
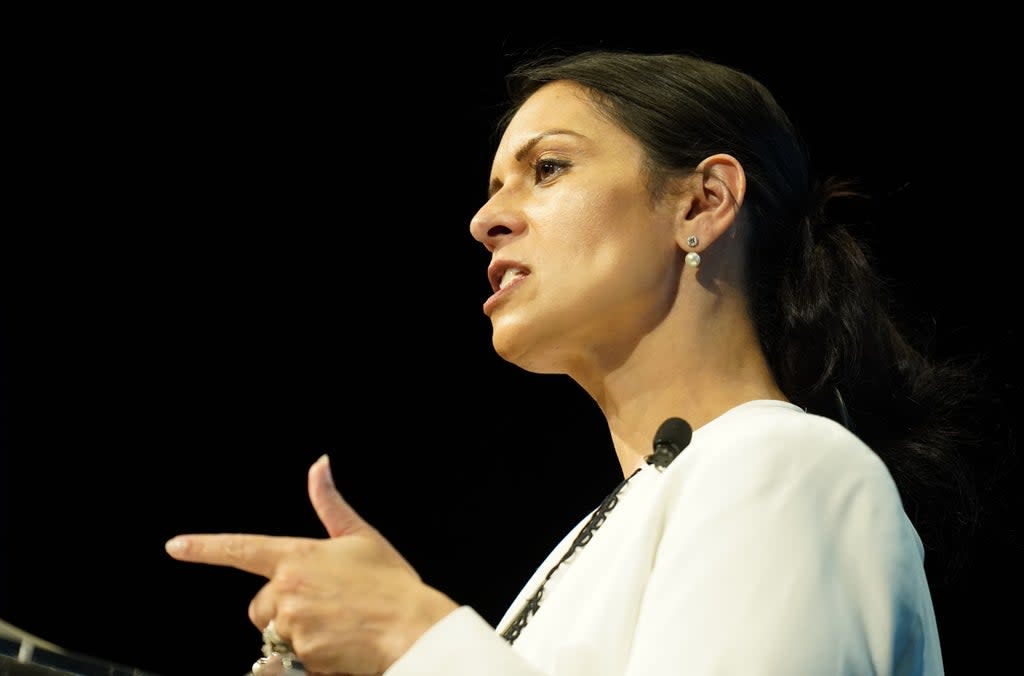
[646,417,693,469]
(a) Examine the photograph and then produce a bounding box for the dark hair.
[495,49,1011,578]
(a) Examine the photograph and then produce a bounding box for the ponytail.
[767,178,988,575]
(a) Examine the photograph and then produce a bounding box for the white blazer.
[386,400,944,675]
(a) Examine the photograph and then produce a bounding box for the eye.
[532,157,570,183]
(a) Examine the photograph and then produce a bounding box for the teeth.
[499,268,526,290]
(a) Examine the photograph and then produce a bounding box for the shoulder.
[678,399,892,484]
[637,402,938,674]
[659,400,907,533]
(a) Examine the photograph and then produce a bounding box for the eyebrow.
[487,129,586,198]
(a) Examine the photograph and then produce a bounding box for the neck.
[570,295,787,478]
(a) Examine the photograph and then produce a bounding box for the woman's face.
[470,80,682,374]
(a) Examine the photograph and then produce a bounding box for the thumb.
[308,454,369,538]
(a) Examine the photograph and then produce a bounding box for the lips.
[483,260,532,315]
[487,260,531,294]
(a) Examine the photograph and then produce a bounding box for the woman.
[166,49,986,675]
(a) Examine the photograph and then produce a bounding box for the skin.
[165,79,788,674]
[166,455,458,676]
[472,80,787,476]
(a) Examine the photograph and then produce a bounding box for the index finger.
[165,533,310,578]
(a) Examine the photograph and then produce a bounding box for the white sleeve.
[384,605,545,675]
[622,429,940,675]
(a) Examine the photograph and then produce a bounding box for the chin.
[490,319,565,375]
[490,324,529,367]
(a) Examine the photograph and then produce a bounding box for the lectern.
[0,621,160,676]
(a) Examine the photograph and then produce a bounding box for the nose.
[469,193,526,253]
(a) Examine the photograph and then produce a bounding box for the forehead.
[494,81,619,160]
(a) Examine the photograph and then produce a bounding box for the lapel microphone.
[646,417,693,469]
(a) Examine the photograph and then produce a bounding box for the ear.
[675,153,745,253]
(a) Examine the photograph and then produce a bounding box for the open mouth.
[488,261,531,293]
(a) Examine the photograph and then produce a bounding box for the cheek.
[536,184,644,255]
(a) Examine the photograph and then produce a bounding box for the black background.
[3,19,1021,676]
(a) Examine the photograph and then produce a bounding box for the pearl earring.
[685,235,701,267]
